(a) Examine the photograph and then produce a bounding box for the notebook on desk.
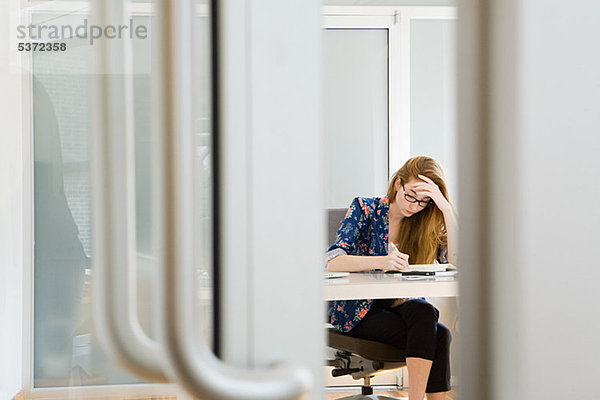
[323,272,350,279]
[385,264,457,276]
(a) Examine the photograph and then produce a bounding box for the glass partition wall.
[323,28,389,209]
[29,0,214,392]
[31,9,142,387]
[410,18,457,196]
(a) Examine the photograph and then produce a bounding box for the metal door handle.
[91,0,168,383]
[156,1,312,398]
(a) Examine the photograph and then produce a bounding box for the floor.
[325,388,458,399]
[12,388,458,399]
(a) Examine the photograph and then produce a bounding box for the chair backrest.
[327,208,347,247]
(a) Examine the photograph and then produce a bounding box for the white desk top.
[324,271,458,301]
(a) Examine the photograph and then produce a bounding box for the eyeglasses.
[402,185,431,208]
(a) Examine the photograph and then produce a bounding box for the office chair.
[327,328,406,399]
[327,209,406,400]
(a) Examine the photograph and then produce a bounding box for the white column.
[0,1,25,398]
[219,0,324,398]
[459,1,600,399]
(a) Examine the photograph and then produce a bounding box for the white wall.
[511,1,600,397]
[459,0,600,399]
[0,1,25,398]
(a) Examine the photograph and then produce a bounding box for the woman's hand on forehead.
[413,174,452,212]
[410,183,432,199]
[405,180,431,200]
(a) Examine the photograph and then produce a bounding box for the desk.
[324,271,458,301]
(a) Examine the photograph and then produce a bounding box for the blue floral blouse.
[327,196,447,332]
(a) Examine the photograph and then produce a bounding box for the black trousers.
[346,298,451,393]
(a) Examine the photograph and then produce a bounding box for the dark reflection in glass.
[32,17,149,387]
[33,75,89,386]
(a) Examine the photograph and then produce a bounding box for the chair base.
[331,394,404,400]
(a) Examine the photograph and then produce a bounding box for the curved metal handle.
[155,1,312,398]
[91,0,168,382]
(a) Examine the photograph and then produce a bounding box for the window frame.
[323,6,457,180]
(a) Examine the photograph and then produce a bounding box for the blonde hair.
[387,156,450,264]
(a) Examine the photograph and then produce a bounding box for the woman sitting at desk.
[326,156,458,400]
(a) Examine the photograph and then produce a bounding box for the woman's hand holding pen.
[381,249,409,271]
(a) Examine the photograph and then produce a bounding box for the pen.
[387,242,410,273]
